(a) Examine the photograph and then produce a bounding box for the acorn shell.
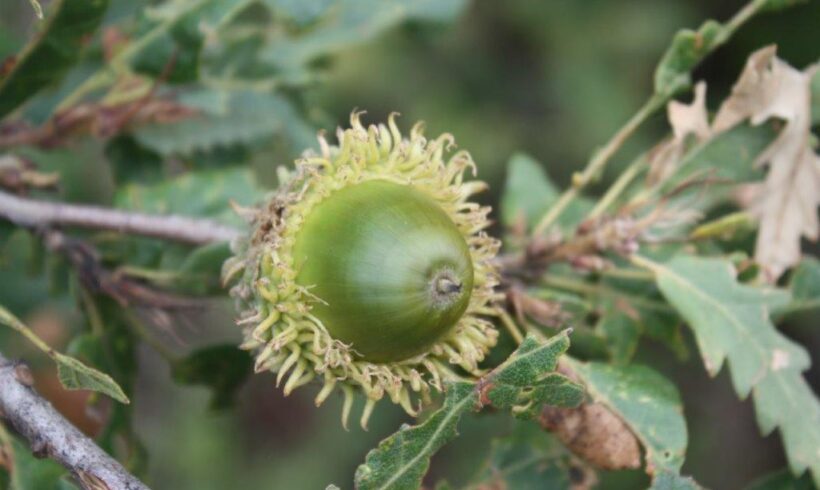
[223,114,501,429]
[293,179,474,363]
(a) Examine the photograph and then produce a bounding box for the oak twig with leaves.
[0,0,818,489]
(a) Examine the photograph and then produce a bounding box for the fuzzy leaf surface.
[480,332,584,418]
[355,333,581,490]
[355,381,476,490]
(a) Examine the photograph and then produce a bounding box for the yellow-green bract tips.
[222,113,501,429]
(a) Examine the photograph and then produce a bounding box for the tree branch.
[0,189,241,244]
[0,353,150,490]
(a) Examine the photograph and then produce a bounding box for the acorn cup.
[222,114,501,429]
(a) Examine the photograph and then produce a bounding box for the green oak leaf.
[480,332,584,418]
[133,89,315,155]
[654,19,723,97]
[501,153,593,234]
[355,333,581,490]
[115,167,264,225]
[568,361,688,475]
[261,0,467,78]
[171,345,253,409]
[774,258,820,319]
[130,0,250,83]
[355,381,476,490]
[0,305,129,404]
[468,423,585,490]
[641,255,820,487]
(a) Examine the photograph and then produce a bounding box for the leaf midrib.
[655,259,820,472]
[375,390,475,490]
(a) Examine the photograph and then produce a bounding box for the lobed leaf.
[133,89,314,155]
[480,332,584,418]
[355,382,476,490]
[355,333,581,490]
[642,255,820,486]
[658,124,773,198]
[115,167,265,224]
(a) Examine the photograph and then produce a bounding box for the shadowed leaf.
[501,153,593,233]
[0,0,109,118]
[469,423,592,490]
[172,345,253,409]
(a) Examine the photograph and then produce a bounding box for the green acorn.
[223,114,500,428]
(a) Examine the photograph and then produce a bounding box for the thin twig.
[0,189,242,244]
[497,310,524,344]
[0,353,150,490]
[532,95,665,236]
[587,154,647,219]
[531,0,770,237]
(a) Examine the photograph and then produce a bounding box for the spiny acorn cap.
[223,113,501,429]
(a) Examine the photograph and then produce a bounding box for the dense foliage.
[0,0,818,489]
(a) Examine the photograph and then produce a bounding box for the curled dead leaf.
[538,402,641,471]
[647,81,710,185]
[655,45,819,281]
[713,46,819,280]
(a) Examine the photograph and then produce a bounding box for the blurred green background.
[0,1,818,489]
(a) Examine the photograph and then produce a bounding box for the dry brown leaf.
[539,402,641,471]
[668,81,711,141]
[647,81,710,185]
[713,45,819,280]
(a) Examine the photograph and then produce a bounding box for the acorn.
[223,114,501,428]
